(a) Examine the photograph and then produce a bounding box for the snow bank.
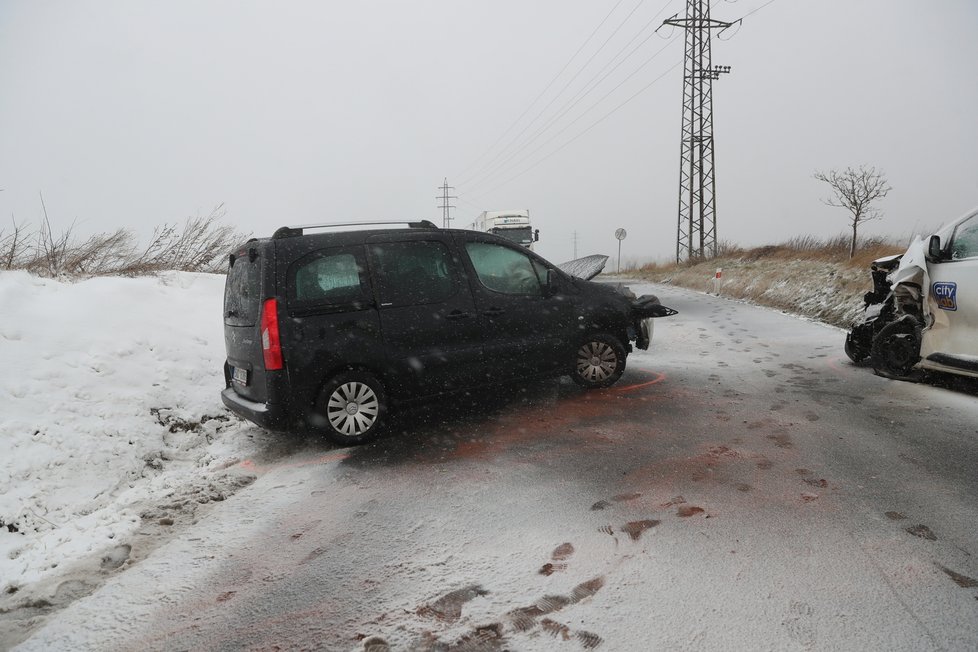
[0,271,262,594]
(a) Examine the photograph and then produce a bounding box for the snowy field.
[0,271,270,599]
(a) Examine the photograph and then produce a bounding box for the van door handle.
[446,310,472,320]
[483,307,506,316]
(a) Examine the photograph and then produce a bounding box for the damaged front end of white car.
[846,206,978,380]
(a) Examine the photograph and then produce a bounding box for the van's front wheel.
[571,334,626,389]
[314,372,387,445]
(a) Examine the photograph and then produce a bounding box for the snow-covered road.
[6,279,978,650]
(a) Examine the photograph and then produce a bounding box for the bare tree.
[814,165,892,258]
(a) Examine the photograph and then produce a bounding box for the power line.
[717,0,781,39]
[458,0,648,191]
[735,0,779,21]
[464,29,680,194]
[455,195,483,212]
[463,0,679,194]
[469,59,682,201]
[453,0,627,186]
[467,45,680,196]
[455,194,484,224]
[453,0,779,222]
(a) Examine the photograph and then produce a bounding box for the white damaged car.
[845,206,978,379]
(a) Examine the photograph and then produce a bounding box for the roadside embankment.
[622,240,905,329]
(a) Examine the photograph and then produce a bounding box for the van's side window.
[950,216,978,260]
[369,241,457,307]
[292,251,366,305]
[465,242,543,295]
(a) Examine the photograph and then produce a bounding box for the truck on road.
[468,209,539,250]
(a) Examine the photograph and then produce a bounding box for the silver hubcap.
[327,382,379,437]
[576,341,618,382]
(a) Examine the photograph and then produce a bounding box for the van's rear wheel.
[571,334,626,389]
[314,372,387,445]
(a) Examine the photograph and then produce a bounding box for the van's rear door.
[223,247,270,404]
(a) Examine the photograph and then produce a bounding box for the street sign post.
[614,228,627,274]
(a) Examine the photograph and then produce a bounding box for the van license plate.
[232,367,248,386]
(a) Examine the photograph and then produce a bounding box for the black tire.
[844,329,871,364]
[312,371,387,445]
[571,333,626,389]
[871,318,921,379]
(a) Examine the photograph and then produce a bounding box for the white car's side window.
[950,216,978,260]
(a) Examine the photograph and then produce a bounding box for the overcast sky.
[1,0,975,264]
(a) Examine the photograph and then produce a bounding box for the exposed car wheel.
[844,329,871,364]
[871,318,921,379]
[571,334,626,389]
[314,371,387,445]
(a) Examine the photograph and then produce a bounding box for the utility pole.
[572,231,579,259]
[664,1,733,263]
[436,178,457,228]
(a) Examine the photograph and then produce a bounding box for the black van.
[222,221,676,444]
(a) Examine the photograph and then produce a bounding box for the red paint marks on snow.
[826,356,856,376]
[444,375,669,462]
[239,451,350,474]
[438,368,681,464]
[611,370,667,393]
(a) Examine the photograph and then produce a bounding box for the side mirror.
[534,229,540,242]
[543,269,558,297]
[927,235,943,261]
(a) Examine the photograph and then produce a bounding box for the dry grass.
[625,235,906,328]
[0,203,247,278]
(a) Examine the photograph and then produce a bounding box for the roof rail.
[272,220,438,239]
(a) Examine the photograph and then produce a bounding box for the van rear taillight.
[260,298,283,370]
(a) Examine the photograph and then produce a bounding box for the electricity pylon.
[437,179,457,228]
[664,1,733,263]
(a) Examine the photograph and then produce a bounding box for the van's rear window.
[224,255,260,326]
